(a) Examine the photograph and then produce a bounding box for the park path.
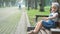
[15,9,31,34]
[0,7,31,34]
[0,7,20,21]
[0,7,21,34]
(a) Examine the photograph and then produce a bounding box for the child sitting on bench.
[28,2,59,34]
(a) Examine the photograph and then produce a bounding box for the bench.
[35,15,48,22]
[50,28,60,34]
[27,15,60,34]
[36,15,60,34]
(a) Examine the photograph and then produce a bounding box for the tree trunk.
[3,2,6,7]
[25,0,27,7]
[35,0,37,9]
[39,0,44,11]
[28,0,31,10]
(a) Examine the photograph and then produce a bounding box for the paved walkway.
[0,7,21,34]
[0,7,20,21]
[15,9,30,34]
[0,7,31,34]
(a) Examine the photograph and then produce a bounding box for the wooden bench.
[36,15,60,34]
[27,15,60,34]
[50,28,60,34]
[35,15,48,22]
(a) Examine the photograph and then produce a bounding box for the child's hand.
[43,17,48,20]
[45,18,49,20]
[42,17,48,20]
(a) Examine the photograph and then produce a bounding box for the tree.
[27,0,31,10]
[39,0,44,11]
[0,0,17,7]
[23,0,27,7]
[35,0,37,9]
[31,0,35,9]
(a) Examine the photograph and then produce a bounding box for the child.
[28,2,59,34]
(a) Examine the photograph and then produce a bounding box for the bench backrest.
[56,10,60,28]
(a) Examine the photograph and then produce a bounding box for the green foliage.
[27,6,50,26]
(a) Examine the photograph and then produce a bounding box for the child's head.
[51,4,58,12]
[51,2,59,13]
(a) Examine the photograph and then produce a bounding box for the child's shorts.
[42,20,56,29]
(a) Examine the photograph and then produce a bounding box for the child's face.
[51,5,58,12]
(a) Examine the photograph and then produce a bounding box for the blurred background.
[0,0,60,34]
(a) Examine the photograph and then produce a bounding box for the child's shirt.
[48,12,58,22]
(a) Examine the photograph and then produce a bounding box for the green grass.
[0,12,20,34]
[27,6,50,26]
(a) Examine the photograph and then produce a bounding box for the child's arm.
[48,13,58,19]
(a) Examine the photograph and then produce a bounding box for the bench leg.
[27,27,35,31]
[36,16,38,22]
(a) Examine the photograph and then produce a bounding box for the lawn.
[0,11,20,34]
[27,6,50,26]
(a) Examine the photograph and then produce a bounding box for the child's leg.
[33,20,43,33]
